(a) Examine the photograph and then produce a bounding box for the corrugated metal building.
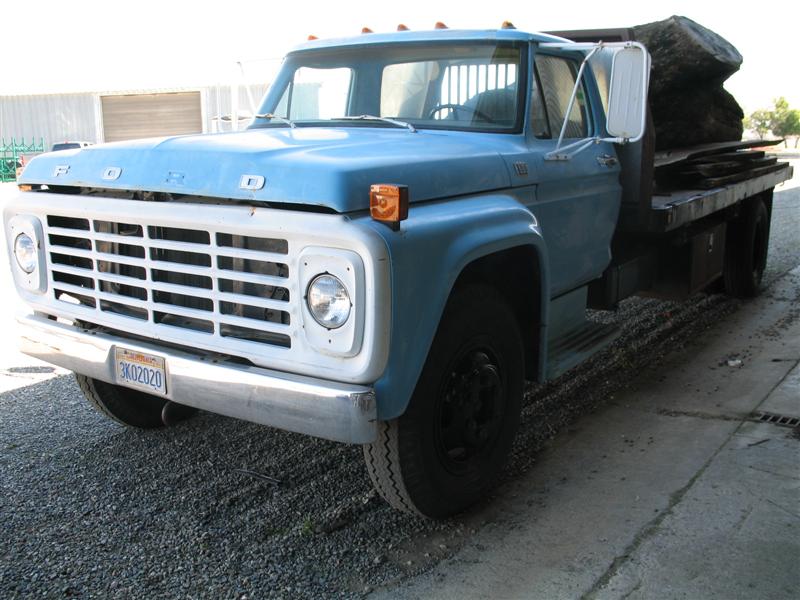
[1,93,100,149]
[0,83,269,151]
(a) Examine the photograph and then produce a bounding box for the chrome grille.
[45,215,294,350]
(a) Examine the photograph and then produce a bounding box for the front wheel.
[364,285,524,518]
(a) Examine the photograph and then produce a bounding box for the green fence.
[1,138,45,182]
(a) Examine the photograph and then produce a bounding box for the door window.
[534,55,589,139]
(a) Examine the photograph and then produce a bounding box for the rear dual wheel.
[723,196,770,298]
[364,285,524,518]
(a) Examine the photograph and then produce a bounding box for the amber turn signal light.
[370,184,409,231]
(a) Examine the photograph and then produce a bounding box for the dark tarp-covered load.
[632,15,744,150]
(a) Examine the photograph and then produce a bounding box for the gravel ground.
[1,165,797,599]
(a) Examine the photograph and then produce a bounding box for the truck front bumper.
[17,313,378,444]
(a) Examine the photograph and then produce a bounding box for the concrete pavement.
[376,267,800,599]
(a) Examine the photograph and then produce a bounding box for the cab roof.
[290,28,570,54]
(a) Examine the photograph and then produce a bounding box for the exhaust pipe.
[161,401,198,426]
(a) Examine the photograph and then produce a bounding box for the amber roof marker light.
[370,184,409,232]
[501,21,516,29]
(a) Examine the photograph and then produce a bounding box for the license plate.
[114,347,168,396]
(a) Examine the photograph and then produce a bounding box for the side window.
[535,55,589,139]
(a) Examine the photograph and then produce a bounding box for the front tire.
[364,285,524,518]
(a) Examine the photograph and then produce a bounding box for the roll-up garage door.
[101,92,202,142]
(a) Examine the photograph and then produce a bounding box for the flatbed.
[638,162,792,232]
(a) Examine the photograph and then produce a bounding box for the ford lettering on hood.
[19,127,513,213]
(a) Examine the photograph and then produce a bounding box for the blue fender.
[354,189,550,420]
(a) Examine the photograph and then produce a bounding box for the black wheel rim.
[434,344,505,474]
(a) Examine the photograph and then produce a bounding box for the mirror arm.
[553,46,600,154]
[538,40,649,161]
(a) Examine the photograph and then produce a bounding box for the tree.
[782,111,800,147]
[769,97,800,148]
[745,98,800,147]
[745,109,772,140]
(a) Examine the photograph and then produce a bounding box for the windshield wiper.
[253,113,297,128]
[338,115,417,133]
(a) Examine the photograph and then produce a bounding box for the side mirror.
[606,44,650,142]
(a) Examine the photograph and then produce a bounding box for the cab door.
[525,51,622,298]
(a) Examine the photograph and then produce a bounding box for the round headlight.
[14,233,37,274]
[307,274,351,329]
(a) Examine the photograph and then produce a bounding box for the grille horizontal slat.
[50,264,96,278]
[215,290,289,312]
[219,313,292,334]
[44,215,296,351]
[95,289,150,310]
[54,280,100,299]
[52,245,147,269]
[148,239,213,255]
[50,227,143,245]
[148,261,215,278]
[215,247,289,265]
[216,270,288,288]
[53,270,95,289]
[93,270,147,287]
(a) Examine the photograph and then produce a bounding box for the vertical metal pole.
[446,66,451,104]
[214,85,222,133]
[230,79,239,132]
[93,95,104,143]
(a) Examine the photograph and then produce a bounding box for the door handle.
[597,154,619,167]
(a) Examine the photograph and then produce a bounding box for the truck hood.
[20,128,513,213]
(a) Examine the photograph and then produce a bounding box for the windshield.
[257,42,525,132]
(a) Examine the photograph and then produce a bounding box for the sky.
[2,0,798,114]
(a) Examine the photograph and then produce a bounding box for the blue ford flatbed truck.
[6,26,792,518]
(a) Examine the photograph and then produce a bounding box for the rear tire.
[364,285,524,518]
[723,197,769,298]
[75,374,191,428]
